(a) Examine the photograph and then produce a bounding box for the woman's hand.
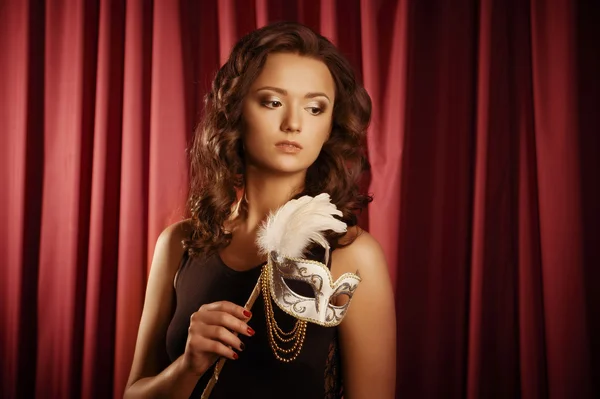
[182,301,255,375]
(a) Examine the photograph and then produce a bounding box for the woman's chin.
[249,161,309,176]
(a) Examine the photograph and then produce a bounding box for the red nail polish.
[247,327,255,336]
[233,352,239,360]
[243,310,252,318]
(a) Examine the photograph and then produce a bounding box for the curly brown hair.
[184,21,372,257]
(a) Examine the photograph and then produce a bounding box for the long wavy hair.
[184,21,372,257]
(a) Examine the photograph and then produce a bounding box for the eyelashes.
[305,106,324,116]
[259,98,328,115]
[261,100,283,109]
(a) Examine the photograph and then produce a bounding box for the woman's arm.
[124,221,201,399]
[332,229,397,399]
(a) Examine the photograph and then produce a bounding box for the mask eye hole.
[330,293,351,306]
[283,278,316,298]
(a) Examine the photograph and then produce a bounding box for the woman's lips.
[275,140,302,153]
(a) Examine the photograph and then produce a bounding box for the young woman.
[124,22,396,399]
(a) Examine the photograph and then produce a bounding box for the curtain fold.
[1,1,597,398]
[112,0,152,396]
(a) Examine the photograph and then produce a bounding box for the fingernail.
[240,342,245,351]
[247,327,255,336]
[233,352,239,360]
[243,310,252,318]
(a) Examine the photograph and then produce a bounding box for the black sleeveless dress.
[166,247,344,398]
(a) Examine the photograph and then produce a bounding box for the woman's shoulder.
[331,226,387,278]
[337,226,381,252]
[152,219,194,273]
[157,219,194,245]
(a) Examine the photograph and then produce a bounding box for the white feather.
[256,193,347,258]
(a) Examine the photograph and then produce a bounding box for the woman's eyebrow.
[256,86,287,95]
[256,86,331,103]
[305,92,331,102]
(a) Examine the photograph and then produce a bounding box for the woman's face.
[242,52,336,175]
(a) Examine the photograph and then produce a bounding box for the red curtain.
[1,1,598,398]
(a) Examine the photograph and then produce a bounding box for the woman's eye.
[263,100,283,108]
[306,107,323,115]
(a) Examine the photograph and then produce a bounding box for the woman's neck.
[240,168,306,233]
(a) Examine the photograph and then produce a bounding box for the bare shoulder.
[125,219,195,388]
[333,226,396,398]
[153,219,194,270]
[331,226,387,278]
[157,219,194,248]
